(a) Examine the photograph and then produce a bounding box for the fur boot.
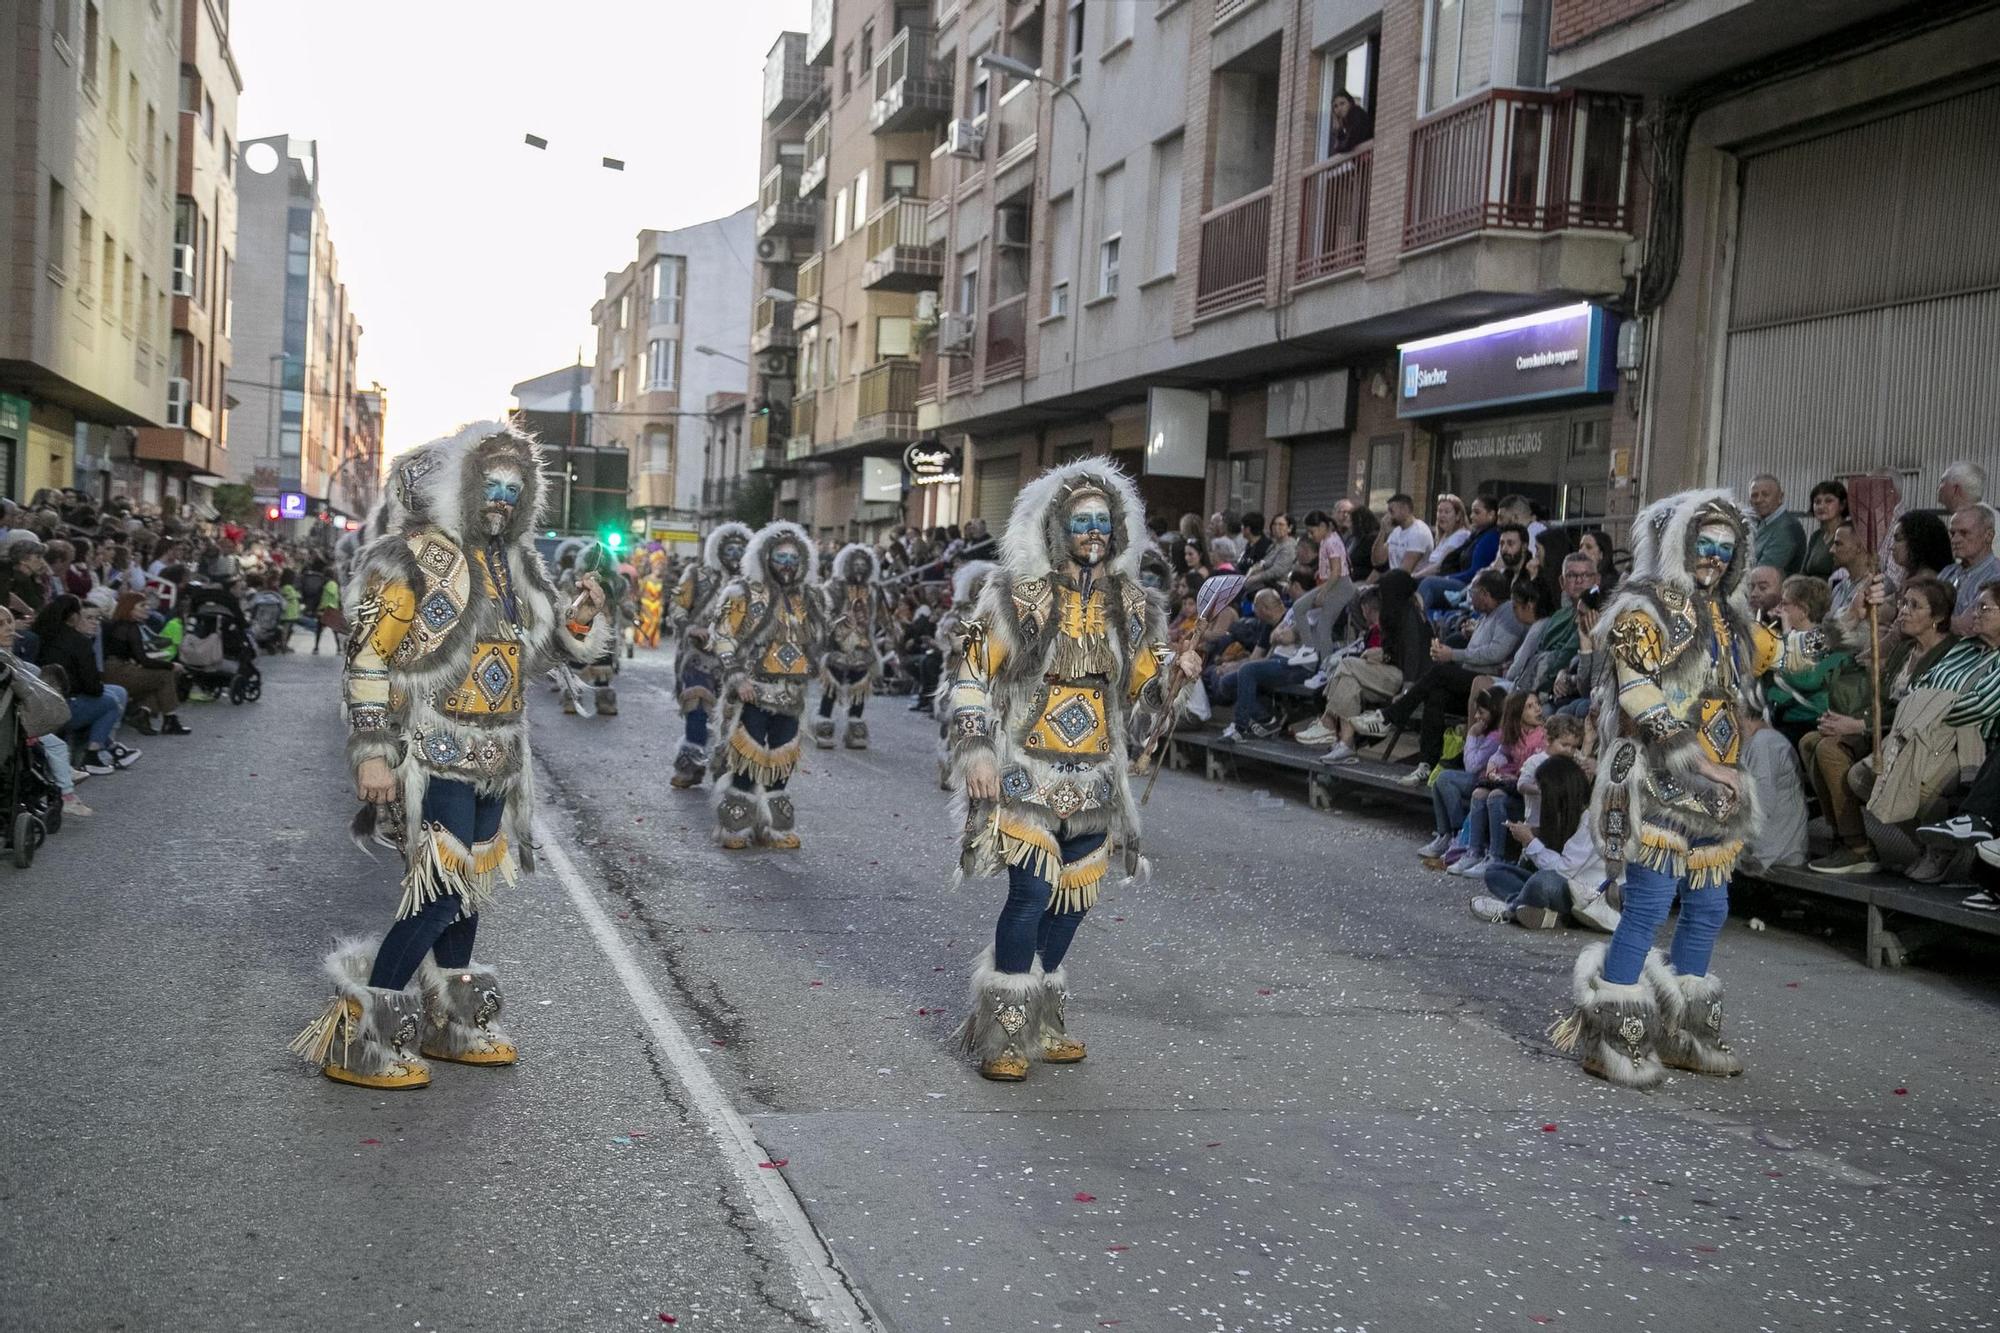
[597,685,619,717]
[714,784,761,850]
[1550,942,1665,1090]
[1654,963,1744,1077]
[289,938,430,1090]
[954,946,1040,1082]
[764,791,801,850]
[1037,964,1085,1063]
[843,718,869,750]
[670,742,706,789]
[418,959,518,1066]
[812,717,837,749]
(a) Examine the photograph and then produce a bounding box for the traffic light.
[601,529,624,552]
[266,506,281,521]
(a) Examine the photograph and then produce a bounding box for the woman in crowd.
[1765,575,1852,746]
[1413,494,1472,579]
[1529,527,1572,607]
[1800,480,1849,580]
[1805,577,1957,875]
[1574,530,1618,591]
[1420,685,1507,864]
[1891,510,1953,586]
[102,591,191,736]
[1448,689,1548,881]
[1347,504,1382,583]
[28,594,137,776]
[0,605,90,817]
[1242,513,1299,592]
[1180,534,1211,586]
[1305,570,1428,759]
[1468,756,1620,930]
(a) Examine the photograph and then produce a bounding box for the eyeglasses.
[1068,512,1114,536]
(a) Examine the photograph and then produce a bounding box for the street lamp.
[694,344,749,366]
[975,52,1091,395]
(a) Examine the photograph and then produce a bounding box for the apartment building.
[344,379,385,517]
[700,390,750,525]
[909,0,1645,537]
[590,207,755,537]
[1551,0,2000,505]
[130,0,241,512]
[749,6,955,548]
[510,362,628,539]
[231,135,374,527]
[0,0,183,505]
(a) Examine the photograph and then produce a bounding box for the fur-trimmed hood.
[741,520,819,587]
[952,559,996,607]
[383,419,547,547]
[1000,458,1149,584]
[704,521,754,572]
[828,542,882,586]
[1629,487,1753,602]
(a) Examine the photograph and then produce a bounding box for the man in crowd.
[1826,520,1875,620]
[1748,474,1805,575]
[1938,460,1987,518]
[1354,569,1523,784]
[1745,565,1785,627]
[1383,494,1435,575]
[1944,504,2000,637]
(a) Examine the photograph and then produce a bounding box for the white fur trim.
[704,522,754,569]
[827,542,883,586]
[741,521,820,587]
[999,458,1150,584]
[952,559,996,607]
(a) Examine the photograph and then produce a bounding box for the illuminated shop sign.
[1396,304,1616,418]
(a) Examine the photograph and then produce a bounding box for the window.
[1094,163,1124,298]
[840,43,854,97]
[144,103,157,176]
[223,131,233,178]
[876,316,912,359]
[833,185,850,244]
[609,368,624,403]
[100,231,115,314]
[969,44,992,119]
[616,292,629,330]
[646,338,680,391]
[138,274,150,343]
[957,263,980,317]
[121,252,135,331]
[822,326,840,388]
[220,252,232,334]
[1107,0,1135,50]
[1065,0,1087,79]
[1048,195,1074,316]
[107,40,121,127]
[82,3,99,96]
[179,65,197,113]
[126,73,138,141]
[853,168,870,228]
[1425,0,1494,112]
[47,179,67,272]
[1148,134,1182,278]
[652,255,684,323]
[860,21,875,72]
[52,0,72,50]
[885,161,919,198]
[1316,33,1378,159]
[77,210,94,297]
[202,91,215,142]
[799,330,817,389]
[644,426,671,473]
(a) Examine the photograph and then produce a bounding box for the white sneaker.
[1320,741,1358,764]
[1418,833,1451,857]
[1219,723,1242,742]
[1468,895,1509,923]
[1981,838,2000,870]
[1352,710,1390,739]
[1450,855,1489,879]
[1301,671,1329,692]
[1398,762,1430,786]
[1294,722,1336,745]
[1570,886,1621,932]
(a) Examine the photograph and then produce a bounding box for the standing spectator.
[1937,460,1987,517]
[277,569,303,651]
[1381,494,1434,575]
[1329,89,1373,154]
[1943,505,2000,636]
[1747,474,1806,574]
[1356,570,1524,783]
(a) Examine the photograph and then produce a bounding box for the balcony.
[793,252,825,330]
[870,27,952,135]
[806,0,833,65]
[1404,89,1638,251]
[751,294,796,353]
[634,472,675,510]
[1195,186,1272,318]
[854,359,921,443]
[862,197,945,291]
[983,294,1028,380]
[995,82,1038,169]
[1296,148,1371,283]
[763,33,816,122]
[800,112,831,197]
[757,164,819,238]
[788,393,818,460]
[915,333,939,406]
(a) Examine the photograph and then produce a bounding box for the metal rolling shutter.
[1718,82,2000,501]
[976,455,1020,535]
[1287,436,1349,516]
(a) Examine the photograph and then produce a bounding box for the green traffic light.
[603,531,624,551]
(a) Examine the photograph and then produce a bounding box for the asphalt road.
[3,645,1996,1333]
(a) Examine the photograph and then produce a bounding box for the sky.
[229,0,810,458]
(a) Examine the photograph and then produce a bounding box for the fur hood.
[741,520,819,587]
[1000,458,1149,585]
[703,521,754,571]
[383,419,546,547]
[828,542,882,585]
[952,559,996,607]
[1628,487,1753,603]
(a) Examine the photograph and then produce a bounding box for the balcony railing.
[945,351,975,398]
[751,295,796,353]
[800,112,831,197]
[1214,0,1259,23]
[995,82,1038,168]
[750,414,772,449]
[757,164,819,237]
[793,253,825,329]
[788,393,818,460]
[870,27,953,134]
[763,33,816,121]
[1404,89,1638,251]
[1195,186,1272,318]
[862,196,945,291]
[983,293,1028,380]
[807,0,833,65]
[1296,148,1371,282]
[854,359,922,443]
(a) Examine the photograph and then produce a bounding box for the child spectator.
[1518,712,1587,825]
[1469,756,1621,930]
[1449,690,1549,880]
[1420,686,1507,864]
[277,569,303,653]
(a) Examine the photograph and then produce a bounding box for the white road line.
[535,818,879,1332]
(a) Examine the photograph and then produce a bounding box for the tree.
[729,473,774,527]
[211,483,259,523]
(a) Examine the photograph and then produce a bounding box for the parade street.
[4,648,1996,1333]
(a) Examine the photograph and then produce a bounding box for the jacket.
[37,624,103,697]
[1523,823,1610,901]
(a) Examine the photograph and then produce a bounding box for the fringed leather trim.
[395,826,517,919]
[724,727,802,787]
[1048,628,1118,681]
[288,995,352,1067]
[997,814,1064,890]
[1685,838,1742,890]
[1633,823,1741,889]
[1051,845,1109,915]
[678,686,716,709]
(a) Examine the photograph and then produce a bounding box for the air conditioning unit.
[996,205,1030,249]
[757,350,794,377]
[937,313,974,353]
[171,245,194,297]
[756,235,794,264]
[165,376,190,427]
[915,290,940,322]
[946,119,985,159]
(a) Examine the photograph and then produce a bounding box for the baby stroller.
[181,588,263,705]
[0,671,63,867]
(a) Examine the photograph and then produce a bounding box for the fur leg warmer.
[289,938,429,1087]
[1653,964,1745,1077]
[1549,942,1665,1091]
[843,719,869,750]
[418,959,518,1065]
[1037,964,1086,1062]
[812,717,837,749]
[712,781,765,849]
[954,946,1040,1077]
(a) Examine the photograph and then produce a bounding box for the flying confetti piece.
[1073,1192,1096,1203]
[360,1138,381,1146]
[1204,1142,1222,1149]
[525,133,548,149]
[658,1316,676,1325]
[810,980,824,988]
[1541,1123,1558,1133]
[1894,1087,1909,1096]
[603,157,625,171]
[758,1159,789,1169]
[1256,988,1274,996]
[1106,1244,1130,1252]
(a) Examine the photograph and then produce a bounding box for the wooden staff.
[1869,595,1882,756]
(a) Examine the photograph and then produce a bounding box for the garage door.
[976,454,1020,536]
[1287,435,1349,517]
[1719,82,2000,502]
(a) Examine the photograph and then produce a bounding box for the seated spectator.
[1417,494,1499,608]
[1745,565,1784,628]
[1739,711,1810,871]
[1805,577,1957,875]
[1380,494,1434,576]
[1348,504,1383,583]
[1413,494,1472,580]
[1240,512,1298,593]
[1238,513,1271,566]
[1220,571,1353,740]
[1889,510,1951,588]
[1575,529,1619,592]
[1208,535,1242,575]
[1944,505,2000,636]
[1748,474,1807,574]
[1765,576,1851,746]
[1205,589,1286,702]
[1355,570,1523,784]
[1420,685,1506,863]
[1447,690,1548,881]
[1800,479,1849,580]
[1919,743,2000,907]
[1521,553,1599,701]
[1307,573,1429,761]
[1824,520,1875,622]
[1518,712,1588,826]
[1478,578,1555,698]
[1470,756,1620,930]
[0,606,90,817]
[102,590,192,736]
[28,593,140,776]
[7,537,51,618]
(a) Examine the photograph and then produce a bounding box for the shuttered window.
[976,454,1020,536]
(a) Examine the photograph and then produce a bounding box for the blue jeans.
[1602,855,1730,985]
[1418,574,1469,612]
[1233,658,1309,727]
[684,701,709,747]
[367,777,504,990]
[1482,861,1571,914]
[1468,789,1522,857]
[1430,768,1481,837]
[731,704,799,791]
[67,692,122,749]
[993,826,1105,974]
[1557,697,1591,719]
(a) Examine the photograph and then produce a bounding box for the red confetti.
[1694,1244,1718,1254]
[1893,1087,1909,1096]
[1785,981,1801,988]
[635,817,645,823]
[917,1008,930,1016]
[1113,916,1126,922]
[810,980,824,988]
[1541,1124,1558,1133]
[1073,1192,1096,1203]
[359,1138,381,1145]
[711,1039,727,1048]
[1204,1142,1222,1149]
[1106,1243,1130,1252]
[933,966,946,972]
[1765,1170,1784,1178]
[659,1316,677,1325]
[758,1159,789,1169]
[1256,988,1274,996]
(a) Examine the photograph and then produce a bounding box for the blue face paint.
[484,478,523,506]
[1695,536,1735,564]
[1067,510,1114,536]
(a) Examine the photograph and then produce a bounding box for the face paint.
[721,538,747,572]
[481,467,525,535]
[768,546,803,584]
[1066,496,1113,569]
[1692,523,1735,589]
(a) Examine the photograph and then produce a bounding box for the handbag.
[181,630,225,670]
[4,659,71,737]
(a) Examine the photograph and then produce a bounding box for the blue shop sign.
[1396,304,1617,419]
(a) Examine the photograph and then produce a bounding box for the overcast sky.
[229,0,808,457]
